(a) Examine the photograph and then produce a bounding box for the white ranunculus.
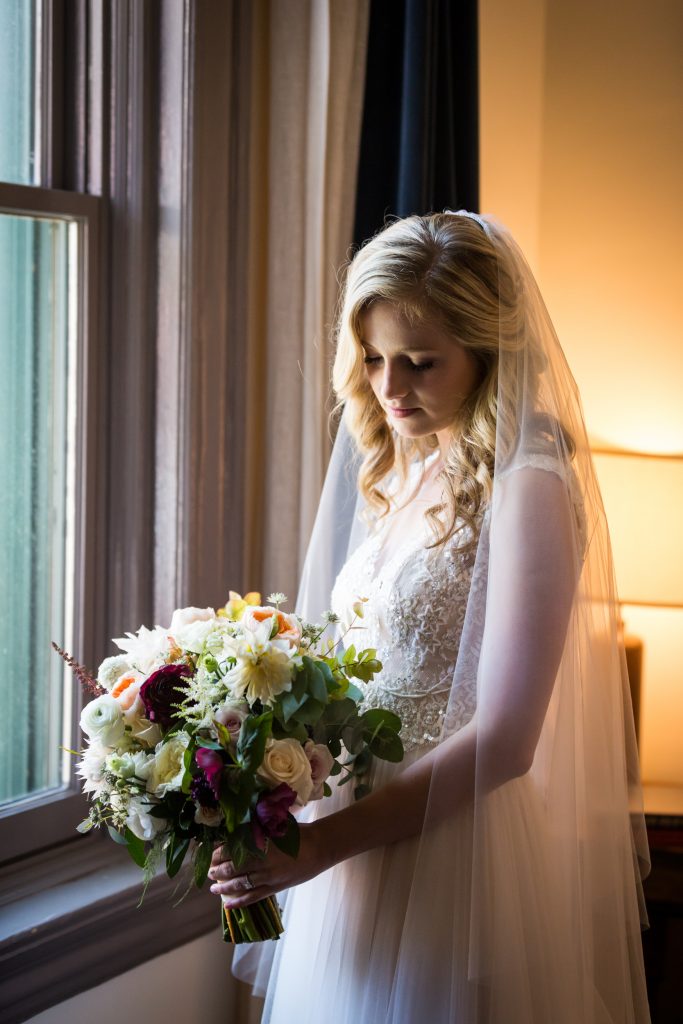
[145,732,191,797]
[257,738,313,805]
[125,796,166,842]
[106,748,154,781]
[97,654,133,692]
[169,606,215,634]
[225,621,295,706]
[80,695,126,747]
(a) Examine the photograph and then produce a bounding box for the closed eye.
[363,355,434,372]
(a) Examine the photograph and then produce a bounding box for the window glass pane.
[0,0,38,184]
[0,212,77,805]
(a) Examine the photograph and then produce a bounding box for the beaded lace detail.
[330,453,583,753]
[330,462,485,752]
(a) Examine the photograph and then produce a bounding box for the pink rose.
[304,740,335,801]
[213,701,249,740]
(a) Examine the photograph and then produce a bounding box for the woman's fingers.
[210,872,260,898]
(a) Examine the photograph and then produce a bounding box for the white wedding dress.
[255,452,489,1023]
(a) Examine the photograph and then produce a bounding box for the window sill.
[0,831,217,1023]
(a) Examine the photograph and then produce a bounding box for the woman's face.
[359,300,481,449]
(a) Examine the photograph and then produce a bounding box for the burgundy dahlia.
[139,663,192,732]
[195,747,224,801]
[252,783,297,850]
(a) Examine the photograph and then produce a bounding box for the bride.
[209,211,651,1023]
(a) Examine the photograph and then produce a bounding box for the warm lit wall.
[479,0,683,785]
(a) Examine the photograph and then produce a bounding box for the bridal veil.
[235,211,651,1023]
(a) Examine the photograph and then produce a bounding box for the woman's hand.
[208,822,329,909]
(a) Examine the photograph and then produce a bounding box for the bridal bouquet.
[57,592,403,942]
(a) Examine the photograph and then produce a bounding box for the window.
[0,1,102,860]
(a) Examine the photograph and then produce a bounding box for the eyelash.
[363,356,434,373]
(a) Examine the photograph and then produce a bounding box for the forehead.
[358,300,450,353]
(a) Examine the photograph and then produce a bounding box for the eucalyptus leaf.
[124,827,147,867]
[107,824,129,846]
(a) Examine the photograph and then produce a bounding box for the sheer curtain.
[236,0,370,602]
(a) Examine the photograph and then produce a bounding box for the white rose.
[97,654,133,692]
[123,694,163,748]
[169,606,215,634]
[145,732,191,797]
[126,796,166,841]
[80,695,126,747]
[304,740,335,801]
[194,805,224,827]
[257,738,313,806]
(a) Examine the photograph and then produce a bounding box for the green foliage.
[193,839,214,888]
[237,711,273,773]
[124,827,147,868]
[166,833,191,877]
[107,824,128,846]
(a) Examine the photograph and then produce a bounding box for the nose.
[380,360,411,404]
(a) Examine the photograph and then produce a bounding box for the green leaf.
[196,738,223,750]
[344,681,364,703]
[323,781,332,797]
[107,824,129,846]
[76,818,94,834]
[367,729,404,763]
[341,724,363,755]
[166,835,191,878]
[124,827,147,867]
[194,840,214,888]
[280,689,305,724]
[294,697,325,725]
[341,644,356,666]
[237,711,273,773]
[348,659,381,682]
[328,759,342,776]
[360,707,402,734]
[353,783,371,800]
[270,814,300,858]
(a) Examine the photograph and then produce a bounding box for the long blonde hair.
[332,212,538,549]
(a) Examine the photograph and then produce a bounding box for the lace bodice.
[331,456,485,752]
[330,451,585,753]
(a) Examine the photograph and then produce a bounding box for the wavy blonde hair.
[332,212,546,550]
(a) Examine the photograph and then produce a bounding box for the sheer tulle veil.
[233,211,651,1023]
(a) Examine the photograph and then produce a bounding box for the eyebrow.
[360,342,440,355]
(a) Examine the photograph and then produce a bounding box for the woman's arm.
[209,718,479,905]
[210,466,577,906]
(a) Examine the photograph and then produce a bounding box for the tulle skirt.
[233,744,651,1024]
[235,746,482,1024]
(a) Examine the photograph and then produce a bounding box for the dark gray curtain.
[353,0,479,247]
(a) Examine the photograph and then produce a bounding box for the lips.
[387,406,419,418]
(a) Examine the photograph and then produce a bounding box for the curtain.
[235,0,371,604]
[353,0,479,247]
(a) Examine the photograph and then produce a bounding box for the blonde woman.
[211,212,651,1024]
